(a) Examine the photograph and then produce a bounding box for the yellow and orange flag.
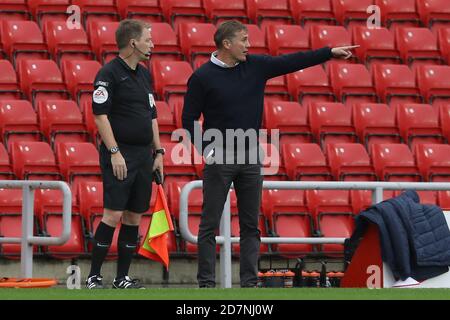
[138,183,174,270]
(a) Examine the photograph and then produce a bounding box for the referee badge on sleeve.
[148,93,156,108]
[93,86,108,104]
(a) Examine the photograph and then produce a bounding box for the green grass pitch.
[0,288,449,300]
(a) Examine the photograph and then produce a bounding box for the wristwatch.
[155,148,165,156]
[110,146,119,154]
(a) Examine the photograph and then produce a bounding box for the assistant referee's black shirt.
[92,57,158,146]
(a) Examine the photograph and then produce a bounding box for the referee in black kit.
[86,19,165,289]
[182,20,358,288]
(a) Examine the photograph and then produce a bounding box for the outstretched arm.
[263,45,360,79]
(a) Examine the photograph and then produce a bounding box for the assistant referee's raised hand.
[111,152,127,181]
[331,45,360,60]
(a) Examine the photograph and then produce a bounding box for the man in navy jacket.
[182,20,358,288]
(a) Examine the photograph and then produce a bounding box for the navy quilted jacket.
[357,190,450,281]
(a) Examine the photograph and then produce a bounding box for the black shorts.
[99,143,154,213]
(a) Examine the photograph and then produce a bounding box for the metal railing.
[179,180,450,288]
[0,181,72,278]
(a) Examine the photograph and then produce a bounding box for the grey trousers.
[197,163,263,287]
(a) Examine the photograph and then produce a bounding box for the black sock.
[117,224,139,279]
[89,222,115,277]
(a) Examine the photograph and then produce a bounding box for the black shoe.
[112,276,145,289]
[86,275,104,289]
[199,283,215,288]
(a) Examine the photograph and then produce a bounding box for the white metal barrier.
[179,181,450,288]
[0,181,72,278]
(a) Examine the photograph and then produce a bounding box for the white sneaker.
[392,277,420,288]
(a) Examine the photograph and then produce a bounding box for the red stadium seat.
[40,213,86,258]
[0,188,26,260]
[282,143,332,181]
[116,0,164,22]
[0,143,14,179]
[262,189,307,226]
[317,213,354,255]
[0,215,39,258]
[416,65,450,106]
[88,21,119,64]
[167,180,203,219]
[438,27,450,64]
[244,24,269,54]
[77,180,120,257]
[0,0,30,21]
[246,0,294,28]
[305,189,353,213]
[371,143,421,181]
[155,100,176,134]
[18,59,68,106]
[351,190,372,214]
[151,60,193,104]
[150,22,184,62]
[203,0,249,24]
[352,26,401,67]
[37,99,89,148]
[266,24,310,56]
[326,143,377,181]
[0,60,20,100]
[44,20,94,65]
[178,22,216,67]
[28,0,70,27]
[264,100,312,144]
[329,63,377,106]
[10,141,61,180]
[308,102,357,148]
[62,60,101,105]
[34,188,78,222]
[80,100,98,145]
[413,191,439,205]
[372,64,423,107]
[289,0,336,28]
[331,0,372,28]
[55,142,101,183]
[271,213,314,257]
[77,180,103,222]
[374,0,420,30]
[265,75,290,102]
[161,141,197,178]
[395,27,444,67]
[0,100,42,149]
[417,0,450,31]
[438,191,450,210]
[160,0,207,30]
[286,65,336,105]
[310,25,352,50]
[259,141,288,181]
[352,103,401,149]
[439,103,450,142]
[35,188,85,259]
[71,0,120,28]
[0,188,22,213]
[396,103,445,149]
[1,20,49,67]
[415,144,450,182]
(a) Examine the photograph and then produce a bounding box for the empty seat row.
[2,0,449,31]
[2,17,450,68]
[149,60,450,106]
[280,142,450,183]
[263,101,450,149]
